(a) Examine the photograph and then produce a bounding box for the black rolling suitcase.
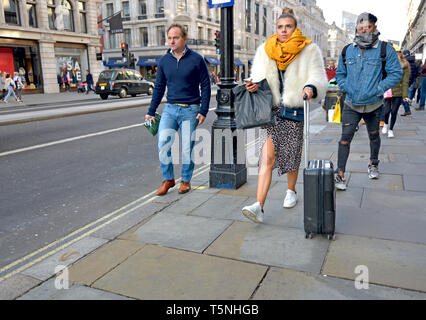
[303,98,336,240]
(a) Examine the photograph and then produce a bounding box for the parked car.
[95,69,154,100]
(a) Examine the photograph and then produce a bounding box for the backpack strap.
[380,41,387,80]
[341,43,351,68]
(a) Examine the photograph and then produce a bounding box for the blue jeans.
[4,86,17,101]
[158,103,200,182]
[420,76,426,108]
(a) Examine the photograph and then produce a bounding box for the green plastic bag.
[143,113,161,136]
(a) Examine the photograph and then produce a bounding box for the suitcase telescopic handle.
[303,95,309,169]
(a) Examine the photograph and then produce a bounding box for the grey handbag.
[232,78,276,129]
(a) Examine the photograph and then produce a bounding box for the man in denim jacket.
[334,13,402,190]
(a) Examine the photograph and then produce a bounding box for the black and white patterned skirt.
[258,109,304,176]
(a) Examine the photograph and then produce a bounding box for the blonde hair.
[278,7,298,27]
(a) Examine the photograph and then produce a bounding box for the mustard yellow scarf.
[264,28,312,71]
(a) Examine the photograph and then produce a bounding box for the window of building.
[26,1,37,28]
[263,7,267,37]
[109,33,116,49]
[122,1,130,17]
[106,3,114,17]
[205,1,208,17]
[79,1,87,33]
[124,29,131,46]
[254,3,259,35]
[198,26,203,41]
[63,0,75,32]
[245,0,251,32]
[139,0,147,15]
[197,0,202,15]
[3,0,21,25]
[156,25,165,46]
[140,27,148,46]
[47,0,56,29]
[156,0,164,14]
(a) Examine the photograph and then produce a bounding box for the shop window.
[3,0,21,25]
[63,0,75,32]
[79,1,87,33]
[47,0,56,30]
[26,1,37,28]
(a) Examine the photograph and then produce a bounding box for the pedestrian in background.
[414,60,423,104]
[0,71,5,101]
[57,73,63,91]
[326,60,337,81]
[334,12,402,191]
[85,70,95,94]
[13,71,25,103]
[145,23,211,196]
[401,50,419,116]
[417,61,426,111]
[241,8,327,223]
[62,71,70,91]
[382,51,410,139]
[3,74,20,103]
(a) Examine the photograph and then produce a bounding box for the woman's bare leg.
[287,169,299,192]
[257,136,276,208]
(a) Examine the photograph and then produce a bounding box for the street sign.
[209,0,234,9]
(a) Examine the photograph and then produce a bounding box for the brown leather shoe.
[178,181,191,194]
[400,112,412,116]
[156,180,175,196]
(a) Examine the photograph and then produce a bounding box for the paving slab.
[68,239,146,286]
[253,267,426,300]
[130,212,232,253]
[205,221,330,273]
[21,236,108,281]
[361,189,426,215]
[335,205,426,244]
[0,274,41,300]
[160,191,216,215]
[92,245,267,300]
[407,154,426,164]
[323,235,426,293]
[91,201,167,240]
[18,278,133,300]
[189,193,250,221]
[348,173,403,191]
[403,175,426,192]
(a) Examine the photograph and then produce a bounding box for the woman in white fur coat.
[242,9,327,223]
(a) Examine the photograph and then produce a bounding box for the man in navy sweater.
[145,24,211,196]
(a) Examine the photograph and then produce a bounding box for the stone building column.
[39,39,59,93]
[0,0,5,24]
[37,0,49,30]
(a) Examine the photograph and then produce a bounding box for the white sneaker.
[388,130,394,138]
[242,202,264,223]
[283,190,298,208]
[382,124,388,134]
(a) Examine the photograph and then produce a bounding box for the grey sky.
[316,0,410,43]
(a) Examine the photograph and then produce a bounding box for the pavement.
[1,92,426,301]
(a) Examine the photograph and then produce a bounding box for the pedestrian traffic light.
[214,31,220,54]
[121,43,128,60]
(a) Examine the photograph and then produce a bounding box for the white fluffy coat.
[250,43,328,108]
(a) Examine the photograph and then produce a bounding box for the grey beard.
[354,30,380,49]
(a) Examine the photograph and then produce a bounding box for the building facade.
[0,0,103,94]
[327,21,345,65]
[402,0,425,62]
[100,0,328,81]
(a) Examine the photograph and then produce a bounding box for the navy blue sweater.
[148,47,211,117]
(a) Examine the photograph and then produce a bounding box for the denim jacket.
[336,41,402,106]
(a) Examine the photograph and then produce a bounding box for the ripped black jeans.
[337,105,381,173]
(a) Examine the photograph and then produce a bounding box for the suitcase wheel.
[327,234,336,241]
[305,233,314,239]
